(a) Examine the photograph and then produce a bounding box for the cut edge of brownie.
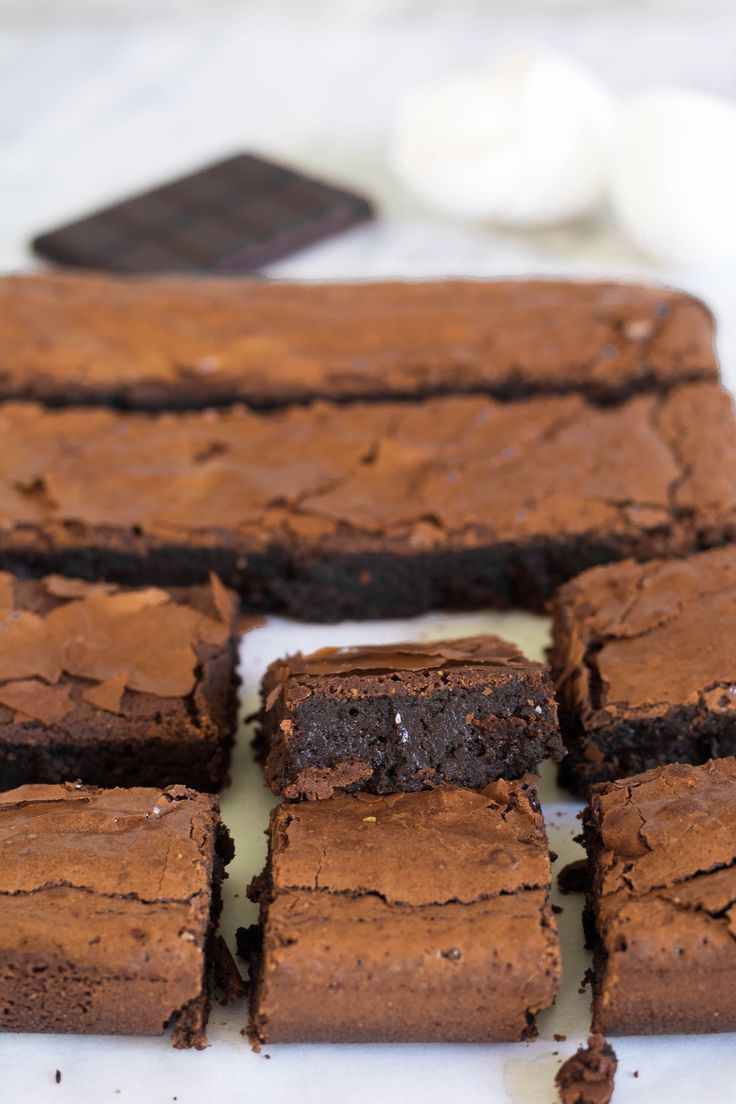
[255,637,563,799]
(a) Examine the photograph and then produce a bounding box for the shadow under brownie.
[551,546,736,792]
[243,780,560,1043]
[0,782,233,1047]
[0,571,239,791]
[0,274,716,410]
[1,382,735,620]
[581,758,736,1035]
[256,635,563,799]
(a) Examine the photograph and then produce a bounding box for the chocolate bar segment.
[246,781,560,1042]
[0,273,716,410]
[0,383,734,620]
[32,153,373,274]
[257,635,563,799]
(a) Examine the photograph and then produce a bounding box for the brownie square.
[0,571,239,791]
[257,635,563,799]
[1,382,735,621]
[582,758,736,1035]
[0,273,716,411]
[0,781,233,1046]
[551,546,736,792]
[31,153,374,274]
[244,780,560,1042]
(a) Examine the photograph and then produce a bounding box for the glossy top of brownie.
[0,781,220,899]
[0,782,224,1044]
[553,546,736,722]
[2,383,734,549]
[588,758,736,901]
[0,572,236,725]
[0,273,716,408]
[268,779,549,906]
[266,634,534,678]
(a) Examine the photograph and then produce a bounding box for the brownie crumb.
[211,934,247,1004]
[554,1033,567,1041]
[552,903,564,914]
[557,859,588,895]
[55,1070,61,1085]
[556,1033,617,1104]
[633,1071,639,1078]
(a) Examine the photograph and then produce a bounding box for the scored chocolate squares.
[32,152,374,274]
[256,635,563,800]
[0,571,239,791]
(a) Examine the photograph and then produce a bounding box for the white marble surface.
[2,5,736,1102]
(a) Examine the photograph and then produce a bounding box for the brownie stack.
[2,270,736,1054]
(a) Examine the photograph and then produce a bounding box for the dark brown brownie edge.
[258,660,562,799]
[3,527,719,622]
[0,581,241,792]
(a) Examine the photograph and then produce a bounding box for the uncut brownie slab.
[0,571,238,791]
[0,782,233,1047]
[257,635,563,799]
[2,383,735,621]
[582,758,736,1035]
[551,546,736,792]
[244,780,560,1042]
[0,273,716,410]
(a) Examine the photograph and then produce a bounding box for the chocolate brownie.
[0,781,233,1047]
[32,153,374,274]
[552,546,736,792]
[582,758,736,1035]
[0,571,239,791]
[257,635,563,799]
[1,383,734,620]
[244,780,560,1042]
[556,1034,617,1104]
[0,273,715,410]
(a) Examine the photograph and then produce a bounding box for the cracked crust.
[0,382,734,620]
[0,572,240,791]
[245,781,560,1042]
[552,546,736,791]
[0,274,717,410]
[582,759,736,1034]
[0,782,231,1046]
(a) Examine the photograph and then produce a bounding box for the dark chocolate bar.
[32,153,374,273]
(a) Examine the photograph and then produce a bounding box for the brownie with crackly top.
[0,274,716,410]
[2,382,735,620]
[551,546,736,792]
[243,779,560,1042]
[0,570,239,791]
[256,635,563,799]
[582,757,736,1035]
[0,782,233,1046]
